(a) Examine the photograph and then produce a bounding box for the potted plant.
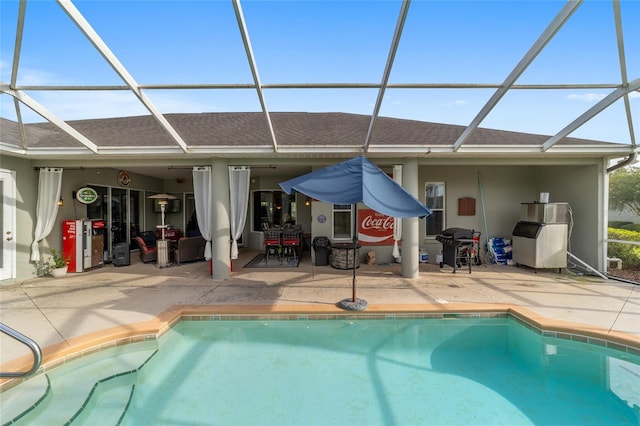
[48,248,70,277]
[34,259,53,277]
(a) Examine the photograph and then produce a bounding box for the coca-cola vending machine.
[62,219,105,272]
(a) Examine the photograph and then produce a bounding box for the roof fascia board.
[56,0,189,153]
[11,150,195,159]
[10,148,97,156]
[185,147,278,155]
[415,157,607,166]
[232,0,279,153]
[542,77,640,151]
[543,145,634,154]
[364,0,411,151]
[366,145,630,154]
[0,144,26,156]
[273,147,366,155]
[5,150,619,166]
[8,144,625,158]
[452,0,582,152]
[79,143,630,155]
[65,146,277,156]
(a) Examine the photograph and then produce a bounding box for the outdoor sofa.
[173,236,206,265]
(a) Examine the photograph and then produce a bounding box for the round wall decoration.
[118,170,131,186]
[317,214,326,224]
[76,187,98,204]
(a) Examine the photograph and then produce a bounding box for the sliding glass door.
[86,186,145,258]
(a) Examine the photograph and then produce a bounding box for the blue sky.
[1,0,638,144]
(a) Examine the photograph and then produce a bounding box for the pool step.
[68,376,137,425]
[0,373,50,424]
[2,341,157,425]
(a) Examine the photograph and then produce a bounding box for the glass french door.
[111,188,128,246]
[87,186,144,257]
[129,190,143,249]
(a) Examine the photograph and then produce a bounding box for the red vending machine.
[62,219,105,272]
[62,220,83,273]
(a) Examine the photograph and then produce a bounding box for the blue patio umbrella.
[280,156,431,219]
[280,156,431,310]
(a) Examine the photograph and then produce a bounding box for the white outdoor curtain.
[31,168,63,262]
[392,165,403,259]
[193,167,213,260]
[229,166,250,259]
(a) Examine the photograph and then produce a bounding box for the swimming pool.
[3,313,639,425]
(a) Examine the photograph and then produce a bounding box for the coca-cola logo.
[358,210,396,245]
[360,214,394,231]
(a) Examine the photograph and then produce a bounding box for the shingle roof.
[0,112,620,153]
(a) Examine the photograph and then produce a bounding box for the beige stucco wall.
[297,162,602,268]
[415,163,602,269]
[231,160,605,269]
[536,163,604,269]
[418,164,537,263]
[2,158,606,282]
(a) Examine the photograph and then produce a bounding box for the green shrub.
[609,221,634,229]
[607,228,640,269]
[622,223,640,233]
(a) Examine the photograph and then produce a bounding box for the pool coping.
[2,302,639,392]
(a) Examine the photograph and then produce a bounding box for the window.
[425,182,445,237]
[252,191,296,231]
[333,204,352,239]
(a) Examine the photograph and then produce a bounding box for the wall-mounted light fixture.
[58,197,64,207]
[305,198,311,206]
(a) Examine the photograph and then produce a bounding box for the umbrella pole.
[352,248,356,302]
[352,203,357,302]
[337,203,366,311]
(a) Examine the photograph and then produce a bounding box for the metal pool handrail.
[0,322,42,378]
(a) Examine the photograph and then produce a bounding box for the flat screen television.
[153,199,181,213]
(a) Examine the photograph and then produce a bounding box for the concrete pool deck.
[1,249,639,379]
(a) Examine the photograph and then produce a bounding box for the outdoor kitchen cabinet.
[512,222,567,271]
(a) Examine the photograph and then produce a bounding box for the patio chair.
[139,230,157,247]
[134,236,158,263]
[263,229,282,263]
[281,228,301,263]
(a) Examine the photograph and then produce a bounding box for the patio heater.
[148,193,177,267]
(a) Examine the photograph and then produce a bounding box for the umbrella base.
[337,298,368,311]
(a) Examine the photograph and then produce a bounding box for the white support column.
[211,159,231,279]
[401,158,420,279]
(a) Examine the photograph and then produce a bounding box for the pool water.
[119,317,639,425]
[3,316,638,425]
